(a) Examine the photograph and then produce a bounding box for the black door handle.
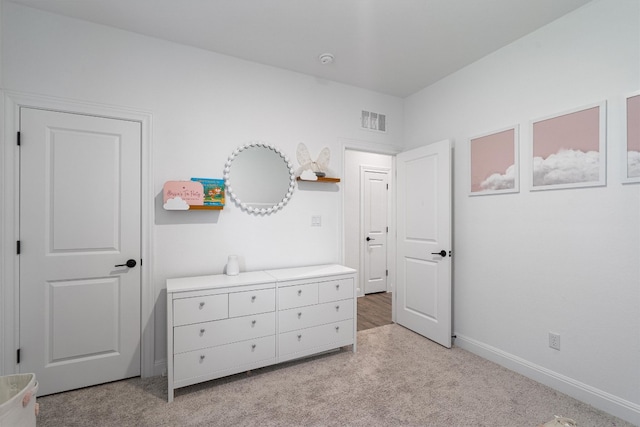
[366,237,375,241]
[431,250,447,257]
[115,259,137,268]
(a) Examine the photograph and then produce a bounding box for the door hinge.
[386,269,388,276]
[17,348,21,364]
[17,131,21,146]
[386,226,389,233]
[16,240,21,255]
[386,183,389,190]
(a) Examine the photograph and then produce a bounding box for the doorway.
[344,148,395,329]
[2,92,154,389]
[19,108,142,395]
[343,141,452,345]
[395,140,452,348]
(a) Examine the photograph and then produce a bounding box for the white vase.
[226,255,239,276]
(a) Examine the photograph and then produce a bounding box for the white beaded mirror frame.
[223,141,296,215]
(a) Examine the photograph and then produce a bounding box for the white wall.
[405,0,639,423]
[0,2,403,372]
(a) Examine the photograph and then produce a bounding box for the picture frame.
[531,101,606,191]
[469,125,519,196]
[623,91,640,184]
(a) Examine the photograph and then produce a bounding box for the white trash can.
[0,373,38,427]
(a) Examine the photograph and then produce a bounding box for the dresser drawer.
[278,319,353,358]
[173,294,228,326]
[278,283,318,310]
[318,278,354,303]
[278,300,353,333]
[229,288,275,318]
[173,312,275,354]
[174,335,276,382]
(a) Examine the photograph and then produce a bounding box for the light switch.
[311,216,322,227]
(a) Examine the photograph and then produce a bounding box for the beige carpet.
[36,324,633,427]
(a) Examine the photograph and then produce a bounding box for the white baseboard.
[454,334,640,426]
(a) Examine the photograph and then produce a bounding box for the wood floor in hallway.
[357,292,392,331]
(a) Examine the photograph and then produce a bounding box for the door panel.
[366,245,386,289]
[404,259,437,320]
[405,155,437,240]
[363,170,389,294]
[396,140,452,348]
[19,108,141,395]
[49,128,121,251]
[48,278,120,362]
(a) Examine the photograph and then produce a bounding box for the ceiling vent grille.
[361,110,386,133]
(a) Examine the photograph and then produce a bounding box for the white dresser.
[166,264,356,402]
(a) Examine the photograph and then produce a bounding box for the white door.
[19,108,142,395]
[363,169,389,294]
[396,140,452,348]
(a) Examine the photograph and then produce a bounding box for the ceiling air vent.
[361,110,386,133]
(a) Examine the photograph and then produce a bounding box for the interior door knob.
[366,236,375,241]
[431,250,447,257]
[115,259,137,268]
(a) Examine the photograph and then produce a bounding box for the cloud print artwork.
[480,164,516,190]
[532,104,605,189]
[629,151,640,178]
[533,149,599,186]
[470,127,518,194]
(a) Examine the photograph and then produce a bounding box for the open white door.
[19,108,142,395]
[396,140,452,348]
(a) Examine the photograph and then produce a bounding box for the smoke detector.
[318,53,335,65]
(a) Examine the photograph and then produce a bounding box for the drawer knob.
[251,295,256,302]
[251,320,257,326]
[200,328,205,334]
[336,284,340,290]
[200,355,205,361]
[297,312,302,318]
[297,290,302,296]
[335,326,340,332]
[199,302,205,309]
[297,334,302,341]
[251,344,256,350]
[335,305,340,311]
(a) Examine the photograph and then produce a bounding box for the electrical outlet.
[549,332,561,350]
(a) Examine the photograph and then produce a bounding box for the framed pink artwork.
[531,102,607,191]
[469,125,519,196]
[624,92,640,183]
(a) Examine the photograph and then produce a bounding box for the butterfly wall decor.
[296,143,332,178]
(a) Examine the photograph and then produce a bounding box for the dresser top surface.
[265,264,356,281]
[166,270,275,294]
[166,264,356,294]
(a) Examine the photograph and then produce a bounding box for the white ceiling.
[7,0,594,97]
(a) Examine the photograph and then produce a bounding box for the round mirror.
[223,142,296,214]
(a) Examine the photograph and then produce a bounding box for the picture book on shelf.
[191,177,225,206]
